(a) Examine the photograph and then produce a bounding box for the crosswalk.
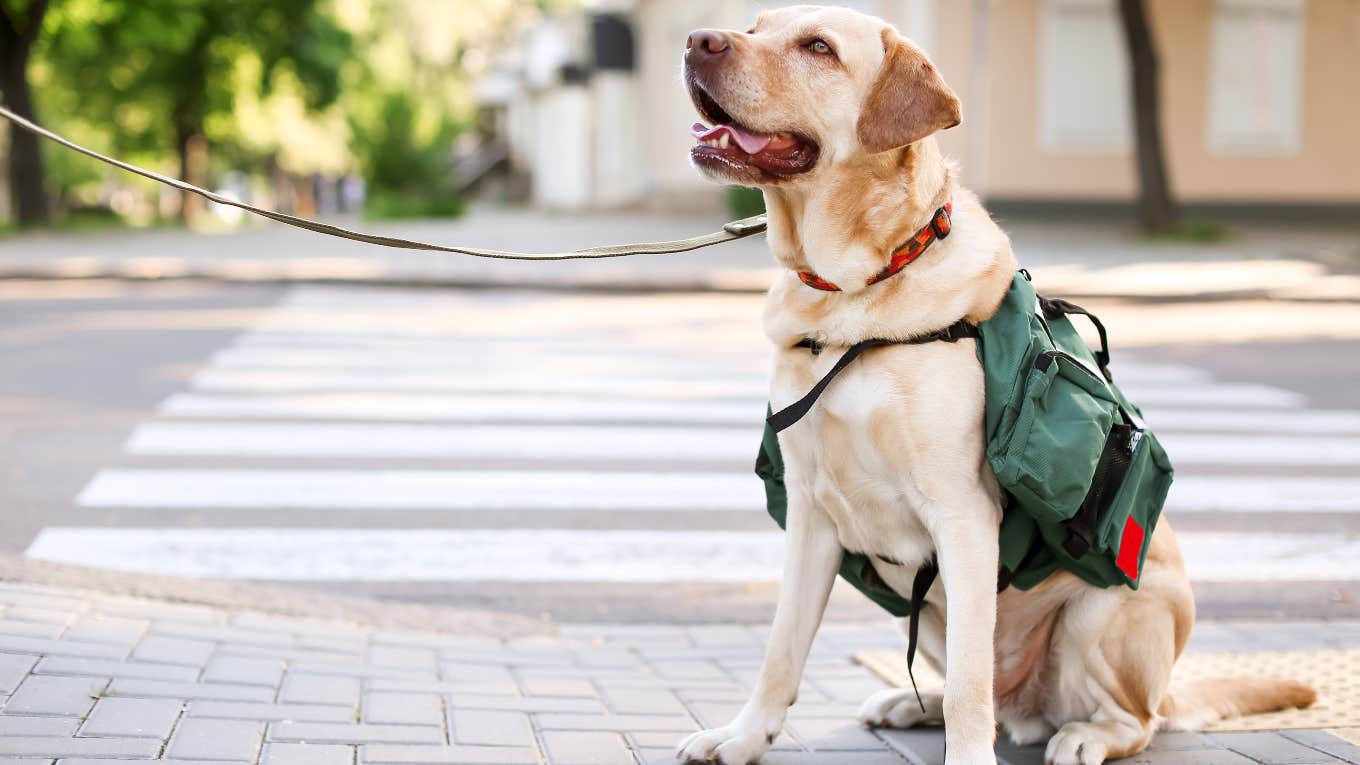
[24,285,1360,591]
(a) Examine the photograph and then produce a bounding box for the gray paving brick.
[108,678,274,702]
[1146,732,1220,751]
[218,642,362,664]
[0,620,66,639]
[517,675,596,698]
[262,742,357,765]
[446,709,532,747]
[537,713,695,732]
[362,693,443,727]
[79,697,183,739]
[168,717,266,761]
[1212,732,1337,764]
[61,616,148,646]
[0,607,75,626]
[359,744,539,764]
[0,758,54,765]
[758,753,921,765]
[1122,750,1263,765]
[153,621,298,647]
[231,614,364,640]
[0,715,81,736]
[1281,731,1360,764]
[203,656,286,688]
[269,722,444,745]
[787,716,888,751]
[597,686,687,716]
[94,596,219,624]
[540,731,633,765]
[133,635,216,667]
[34,655,200,682]
[0,592,89,614]
[189,701,356,723]
[0,737,161,758]
[878,728,945,765]
[446,694,604,714]
[280,673,361,707]
[997,742,1046,765]
[290,660,430,681]
[0,636,126,660]
[2,675,107,716]
[367,646,436,672]
[0,653,37,694]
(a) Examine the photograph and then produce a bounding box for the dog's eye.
[806,38,833,55]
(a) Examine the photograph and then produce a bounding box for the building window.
[1040,0,1132,152]
[1207,0,1304,155]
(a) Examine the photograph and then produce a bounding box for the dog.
[675,6,1315,765]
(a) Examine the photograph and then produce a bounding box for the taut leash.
[0,106,767,261]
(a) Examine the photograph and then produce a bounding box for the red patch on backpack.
[1116,516,1145,580]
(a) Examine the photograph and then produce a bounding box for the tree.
[0,0,52,225]
[1117,0,1178,232]
[41,0,350,221]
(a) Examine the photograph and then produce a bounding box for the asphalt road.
[1,278,1357,622]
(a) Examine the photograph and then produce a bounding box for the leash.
[0,106,767,261]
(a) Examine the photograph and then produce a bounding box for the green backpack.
[756,271,1175,618]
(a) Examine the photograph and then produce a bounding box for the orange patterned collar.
[796,202,953,292]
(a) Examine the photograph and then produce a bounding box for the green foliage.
[1141,219,1228,244]
[364,190,465,221]
[349,90,464,220]
[726,186,766,219]
[36,0,352,178]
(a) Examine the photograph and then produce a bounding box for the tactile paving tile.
[852,648,1360,731]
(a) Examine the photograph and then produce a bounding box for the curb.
[3,265,1358,304]
[0,554,553,638]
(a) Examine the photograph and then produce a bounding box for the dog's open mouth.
[688,84,819,180]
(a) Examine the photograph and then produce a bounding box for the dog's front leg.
[933,492,1001,765]
[676,490,842,765]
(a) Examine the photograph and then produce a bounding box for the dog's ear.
[856,28,961,154]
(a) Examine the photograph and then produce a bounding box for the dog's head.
[684,5,960,186]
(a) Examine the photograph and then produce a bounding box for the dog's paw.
[857,688,938,729]
[675,722,776,764]
[1044,723,1110,765]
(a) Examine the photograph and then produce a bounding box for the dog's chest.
[772,344,983,566]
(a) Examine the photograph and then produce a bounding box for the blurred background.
[0,0,1357,624]
[3,0,1358,229]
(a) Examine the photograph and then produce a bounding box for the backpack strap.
[768,320,979,433]
[1038,296,1112,382]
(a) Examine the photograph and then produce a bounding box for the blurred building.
[479,0,1360,215]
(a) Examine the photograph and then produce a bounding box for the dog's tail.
[1159,677,1317,730]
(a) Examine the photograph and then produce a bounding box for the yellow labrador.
[676,6,1314,765]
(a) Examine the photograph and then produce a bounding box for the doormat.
[853,648,1360,732]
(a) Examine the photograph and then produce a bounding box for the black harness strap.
[904,560,939,713]
[768,320,979,433]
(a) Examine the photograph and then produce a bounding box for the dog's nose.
[686,29,730,58]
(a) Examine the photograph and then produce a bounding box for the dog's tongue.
[691,122,773,154]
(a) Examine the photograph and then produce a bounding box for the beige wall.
[980,0,1360,203]
[633,0,1360,206]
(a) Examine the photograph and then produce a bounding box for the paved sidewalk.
[0,208,1356,301]
[1,582,1359,765]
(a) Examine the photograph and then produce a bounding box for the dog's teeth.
[719,133,730,149]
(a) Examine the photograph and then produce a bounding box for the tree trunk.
[173,113,207,224]
[1118,0,1177,232]
[0,36,49,225]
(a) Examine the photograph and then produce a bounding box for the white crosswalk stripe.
[23,528,1360,584]
[28,285,1360,589]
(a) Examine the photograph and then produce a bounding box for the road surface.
[2,278,1356,621]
